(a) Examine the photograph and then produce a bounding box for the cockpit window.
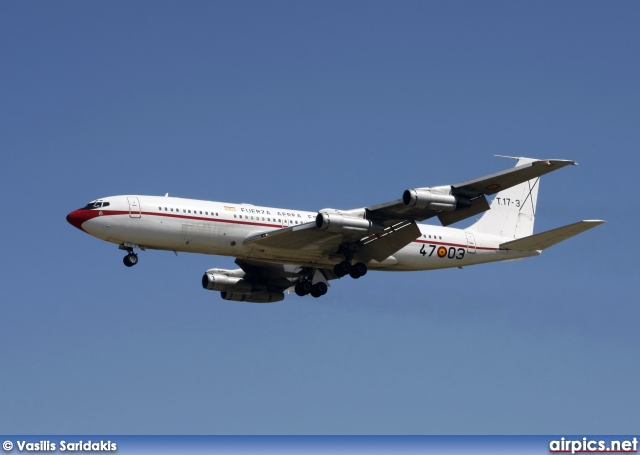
[82,201,110,209]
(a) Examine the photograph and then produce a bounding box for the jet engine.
[221,291,285,303]
[315,211,385,234]
[202,270,253,294]
[402,186,471,211]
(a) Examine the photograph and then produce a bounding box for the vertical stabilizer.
[467,157,540,239]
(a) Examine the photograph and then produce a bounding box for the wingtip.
[494,155,579,167]
[494,154,522,160]
[547,159,578,166]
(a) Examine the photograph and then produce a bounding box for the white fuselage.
[69,195,539,271]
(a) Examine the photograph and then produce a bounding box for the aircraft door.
[466,232,476,254]
[127,197,142,218]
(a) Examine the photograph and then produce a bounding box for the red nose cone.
[66,209,93,232]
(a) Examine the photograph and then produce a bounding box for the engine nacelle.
[204,267,245,278]
[315,212,384,234]
[221,291,285,304]
[402,187,470,212]
[202,272,253,293]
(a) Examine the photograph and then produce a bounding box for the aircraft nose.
[66,209,91,232]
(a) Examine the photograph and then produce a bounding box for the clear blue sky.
[1,1,638,434]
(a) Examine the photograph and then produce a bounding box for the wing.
[243,158,576,263]
[366,158,576,226]
[243,218,421,263]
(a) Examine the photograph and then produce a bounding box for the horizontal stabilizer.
[500,220,605,251]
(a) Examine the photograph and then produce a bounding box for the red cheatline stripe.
[82,210,505,250]
[96,210,287,229]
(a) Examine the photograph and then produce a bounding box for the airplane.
[66,157,604,303]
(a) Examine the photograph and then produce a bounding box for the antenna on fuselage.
[165,193,169,197]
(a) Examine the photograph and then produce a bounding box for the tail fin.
[467,157,540,239]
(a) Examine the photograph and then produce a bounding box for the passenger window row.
[155,206,307,226]
[158,207,219,217]
[234,214,282,223]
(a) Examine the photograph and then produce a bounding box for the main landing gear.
[333,260,367,279]
[119,244,139,267]
[295,280,327,298]
[294,259,368,299]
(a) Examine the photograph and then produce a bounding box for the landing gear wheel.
[295,281,312,296]
[123,253,138,267]
[349,262,367,279]
[333,261,351,278]
[354,262,367,277]
[310,282,328,298]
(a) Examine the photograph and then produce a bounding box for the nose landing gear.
[119,244,139,267]
[123,253,138,267]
